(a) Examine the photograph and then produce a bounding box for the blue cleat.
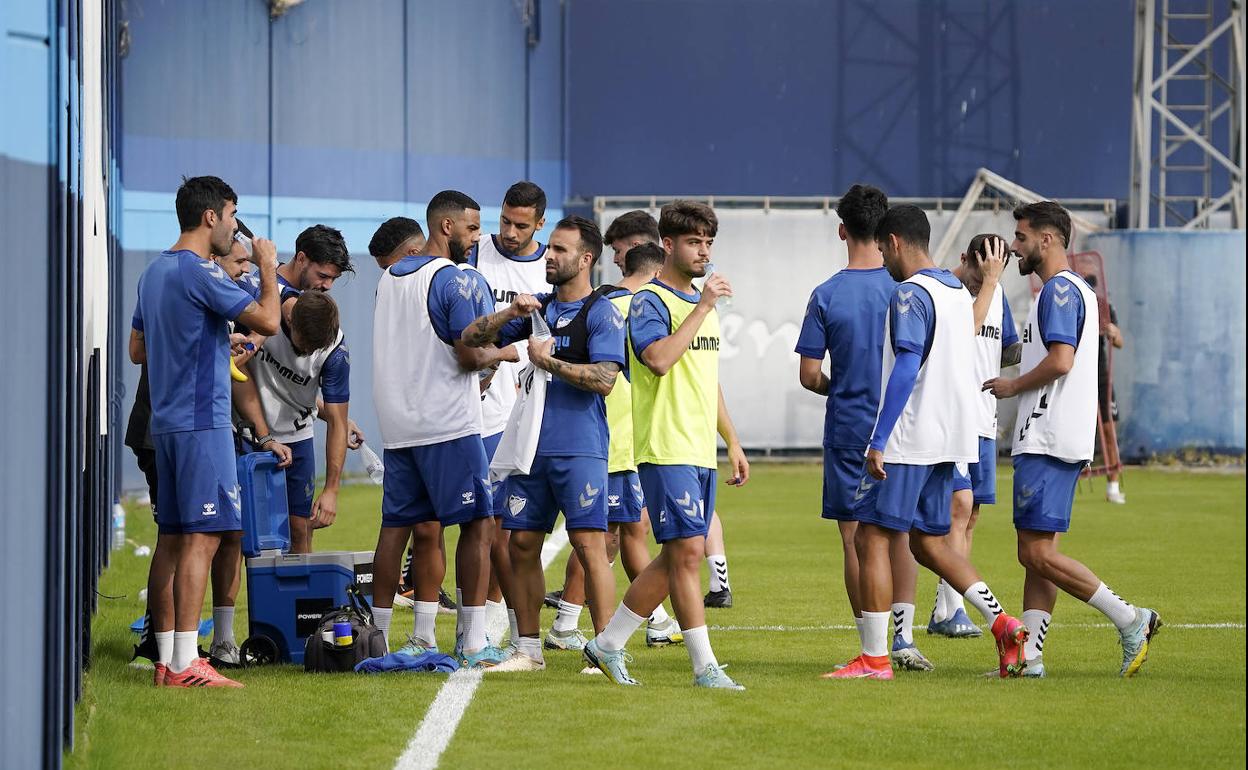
[890,634,935,671]
[694,662,745,690]
[395,635,438,657]
[1119,608,1161,677]
[583,638,639,685]
[927,608,982,638]
[458,644,507,669]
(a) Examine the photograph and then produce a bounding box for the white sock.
[943,580,966,615]
[1088,582,1137,630]
[553,600,582,633]
[461,605,487,652]
[649,604,671,625]
[1107,480,1121,495]
[507,609,519,643]
[932,580,949,623]
[707,555,730,592]
[1022,609,1051,661]
[891,602,915,644]
[413,601,438,646]
[861,611,890,658]
[853,615,865,648]
[485,599,507,640]
[597,602,646,651]
[211,606,235,647]
[963,581,1004,626]
[682,625,719,675]
[155,630,174,666]
[170,630,198,673]
[373,606,394,643]
[516,635,543,660]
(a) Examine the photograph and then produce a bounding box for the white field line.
[711,622,1244,632]
[394,526,570,770]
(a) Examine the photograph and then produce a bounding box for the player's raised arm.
[235,236,282,336]
[461,294,541,348]
[634,274,730,376]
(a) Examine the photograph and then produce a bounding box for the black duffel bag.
[303,584,388,672]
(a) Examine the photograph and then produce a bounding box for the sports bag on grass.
[303,584,388,672]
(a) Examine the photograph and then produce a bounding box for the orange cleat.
[823,654,894,680]
[991,614,1029,678]
[163,658,244,689]
[153,663,167,687]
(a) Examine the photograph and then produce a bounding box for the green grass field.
[70,465,1245,769]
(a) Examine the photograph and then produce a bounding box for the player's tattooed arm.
[529,338,619,395]
[129,329,146,364]
[461,294,542,347]
[1000,341,1022,368]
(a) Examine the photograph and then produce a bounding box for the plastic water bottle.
[530,309,552,341]
[704,263,732,309]
[359,441,385,485]
[111,502,126,551]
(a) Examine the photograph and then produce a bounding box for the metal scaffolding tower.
[1131,0,1246,228]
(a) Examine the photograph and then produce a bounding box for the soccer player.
[797,184,935,671]
[470,181,554,642]
[461,216,625,673]
[984,201,1160,677]
[927,234,1020,638]
[830,204,1028,680]
[129,175,283,687]
[583,200,750,690]
[245,290,351,554]
[367,215,458,615]
[370,190,515,667]
[546,214,682,649]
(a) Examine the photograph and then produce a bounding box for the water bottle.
[530,309,552,341]
[111,502,126,551]
[704,263,732,309]
[359,441,385,485]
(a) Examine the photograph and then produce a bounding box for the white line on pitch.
[711,621,1245,632]
[394,526,570,770]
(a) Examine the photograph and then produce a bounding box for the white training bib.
[373,258,482,449]
[472,235,552,436]
[875,272,978,465]
[1012,270,1099,463]
[252,326,345,444]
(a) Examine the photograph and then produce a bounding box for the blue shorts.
[851,462,954,535]
[285,438,317,518]
[482,431,503,516]
[822,447,867,521]
[381,435,493,528]
[952,437,997,505]
[153,427,243,535]
[502,455,609,533]
[607,471,645,524]
[639,463,717,544]
[1012,454,1085,533]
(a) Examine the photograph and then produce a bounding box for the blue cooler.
[237,453,375,665]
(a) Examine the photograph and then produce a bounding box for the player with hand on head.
[983,201,1159,678]
[129,175,284,688]
[927,234,1021,639]
[584,200,750,690]
[831,204,1027,681]
[461,216,625,673]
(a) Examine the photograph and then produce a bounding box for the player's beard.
[210,227,234,258]
[1017,248,1041,276]
[448,237,468,264]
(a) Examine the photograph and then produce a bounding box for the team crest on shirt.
[202,502,217,516]
[507,495,527,516]
[578,483,600,508]
[460,490,476,505]
[556,315,573,329]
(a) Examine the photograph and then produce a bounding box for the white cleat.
[580,665,604,676]
[1106,491,1127,504]
[485,651,546,673]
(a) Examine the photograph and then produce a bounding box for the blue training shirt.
[1001,293,1020,348]
[794,267,896,450]
[389,256,481,345]
[132,250,256,434]
[1035,275,1086,350]
[498,291,626,459]
[320,343,351,404]
[628,279,699,357]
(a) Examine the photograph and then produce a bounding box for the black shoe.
[131,628,158,663]
[704,589,733,609]
[543,590,563,609]
[438,587,458,613]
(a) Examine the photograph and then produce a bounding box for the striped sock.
[1023,609,1051,660]
[891,602,915,644]
[964,581,1004,626]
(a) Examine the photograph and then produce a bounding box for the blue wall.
[1088,230,1247,457]
[566,0,1134,199]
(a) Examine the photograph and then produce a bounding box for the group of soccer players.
[128,172,1158,690]
[796,185,1160,680]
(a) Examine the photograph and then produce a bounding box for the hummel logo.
[1055,281,1071,294]
[461,490,476,505]
[631,481,643,497]
[454,274,473,300]
[610,307,626,330]
[1054,294,1071,307]
[579,482,600,509]
[852,478,876,502]
[897,288,913,315]
[199,260,225,280]
[608,494,621,507]
[676,491,691,507]
[631,302,644,318]
[202,502,216,516]
[507,495,526,516]
[1018,485,1037,504]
